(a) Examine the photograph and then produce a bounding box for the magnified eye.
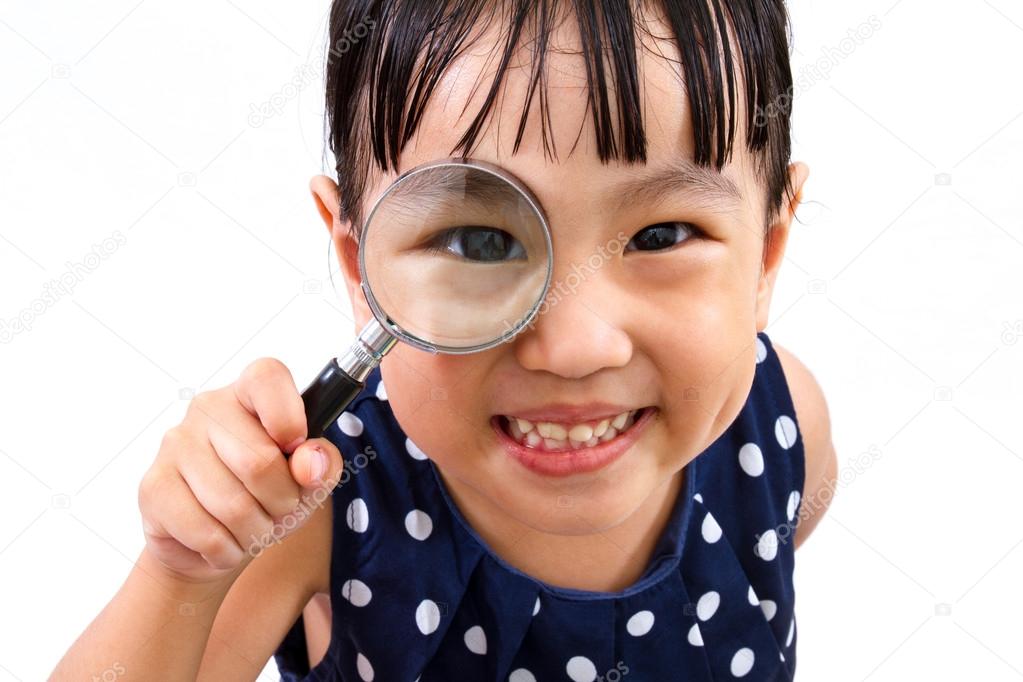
[625,222,702,252]
[425,226,527,263]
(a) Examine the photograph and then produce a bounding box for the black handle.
[300,358,366,443]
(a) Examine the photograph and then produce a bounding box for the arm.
[773,342,838,550]
[50,494,331,681]
[197,488,333,681]
[49,548,241,681]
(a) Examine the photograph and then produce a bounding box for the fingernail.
[286,437,305,454]
[309,445,327,481]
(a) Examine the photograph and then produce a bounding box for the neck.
[437,468,685,593]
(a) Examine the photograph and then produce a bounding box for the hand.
[137,358,344,587]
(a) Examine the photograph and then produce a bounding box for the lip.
[491,406,657,477]
[495,402,643,424]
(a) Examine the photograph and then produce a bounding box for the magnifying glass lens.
[361,163,550,350]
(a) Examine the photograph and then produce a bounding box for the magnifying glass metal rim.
[356,155,554,355]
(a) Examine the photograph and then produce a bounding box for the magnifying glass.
[299,157,554,440]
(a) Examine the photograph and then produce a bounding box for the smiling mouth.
[495,407,653,453]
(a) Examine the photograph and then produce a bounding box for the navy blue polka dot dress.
[274,331,805,681]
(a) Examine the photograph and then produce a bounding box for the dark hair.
[323,0,796,246]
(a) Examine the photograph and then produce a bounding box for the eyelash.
[422,226,527,261]
[624,222,705,253]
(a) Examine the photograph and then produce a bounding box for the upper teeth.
[503,409,640,450]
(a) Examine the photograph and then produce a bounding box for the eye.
[424,226,527,263]
[624,222,703,253]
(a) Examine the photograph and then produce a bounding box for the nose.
[512,267,633,379]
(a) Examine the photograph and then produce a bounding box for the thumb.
[289,438,344,490]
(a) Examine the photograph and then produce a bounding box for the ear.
[309,175,374,331]
[755,161,810,333]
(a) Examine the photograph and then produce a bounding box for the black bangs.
[324,0,795,235]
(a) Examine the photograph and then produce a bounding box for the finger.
[289,437,344,490]
[234,358,307,452]
[145,533,216,578]
[206,418,304,519]
[177,442,284,553]
[141,470,245,571]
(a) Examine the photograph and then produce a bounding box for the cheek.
[633,263,754,365]
[379,349,490,463]
[624,239,758,319]
[629,258,759,445]
[649,314,757,455]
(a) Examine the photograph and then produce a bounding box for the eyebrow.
[388,166,526,209]
[609,159,743,214]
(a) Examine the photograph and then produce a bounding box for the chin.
[495,470,656,536]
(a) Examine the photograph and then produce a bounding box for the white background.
[1,0,1022,680]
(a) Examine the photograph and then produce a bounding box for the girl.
[53,0,837,680]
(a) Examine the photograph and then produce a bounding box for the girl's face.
[318,14,806,537]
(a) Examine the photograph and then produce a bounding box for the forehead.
[368,4,761,218]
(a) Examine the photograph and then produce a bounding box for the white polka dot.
[775,415,798,449]
[341,578,372,606]
[338,411,364,436]
[693,492,703,503]
[346,498,369,533]
[416,599,441,635]
[755,337,767,363]
[626,610,655,636]
[747,585,759,605]
[787,490,801,522]
[375,380,388,401]
[356,652,373,681]
[780,651,785,662]
[756,529,779,561]
[464,625,487,654]
[533,596,541,616]
[687,623,704,646]
[405,509,434,541]
[701,512,722,543]
[406,437,429,460]
[566,656,597,682]
[696,591,720,621]
[786,616,795,646]
[509,669,536,682]
[738,442,764,477]
[730,647,755,677]
[759,599,777,621]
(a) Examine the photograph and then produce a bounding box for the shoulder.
[770,340,837,549]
